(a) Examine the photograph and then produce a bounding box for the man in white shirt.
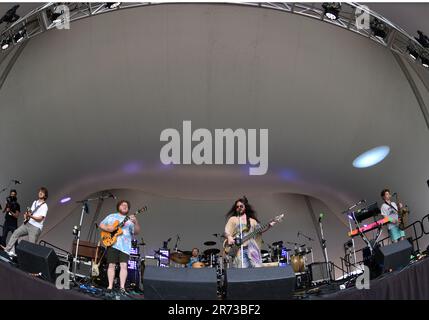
[380,188,405,243]
[1,187,49,257]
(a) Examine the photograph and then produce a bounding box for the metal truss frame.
[0,2,428,69]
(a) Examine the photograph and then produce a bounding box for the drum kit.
[264,241,313,273]
[158,239,223,268]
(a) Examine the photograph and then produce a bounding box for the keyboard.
[348,216,394,237]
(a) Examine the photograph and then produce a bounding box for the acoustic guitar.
[100,206,147,247]
[223,213,285,257]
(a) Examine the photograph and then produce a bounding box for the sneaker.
[119,288,127,295]
[6,250,16,258]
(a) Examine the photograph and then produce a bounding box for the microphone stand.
[318,217,331,282]
[343,200,366,273]
[237,210,244,269]
[72,194,113,282]
[298,232,315,242]
[174,235,180,252]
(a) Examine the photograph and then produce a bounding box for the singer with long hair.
[224,197,270,268]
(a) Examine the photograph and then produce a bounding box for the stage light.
[49,7,64,24]
[415,30,429,48]
[422,57,429,68]
[407,45,419,60]
[370,18,388,41]
[322,3,341,21]
[13,28,26,43]
[60,197,72,204]
[1,37,12,50]
[353,146,390,168]
[0,5,20,25]
[105,2,121,9]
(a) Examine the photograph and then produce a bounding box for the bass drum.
[192,261,205,268]
[290,255,305,273]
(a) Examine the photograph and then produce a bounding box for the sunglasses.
[236,205,244,209]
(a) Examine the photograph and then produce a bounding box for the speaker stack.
[15,240,60,283]
[143,264,296,300]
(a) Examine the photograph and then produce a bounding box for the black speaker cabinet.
[226,265,296,300]
[15,240,60,283]
[143,266,218,300]
[375,240,412,273]
[308,262,331,283]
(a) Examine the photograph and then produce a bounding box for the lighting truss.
[0,2,428,70]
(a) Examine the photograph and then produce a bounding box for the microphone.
[319,213,324,222]
[11,180,22,184]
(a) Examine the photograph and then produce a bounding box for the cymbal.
[204,248,220,256]
[203,241,217,246]
[170,252,191,264]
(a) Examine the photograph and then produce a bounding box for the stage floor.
[1,252,428,300]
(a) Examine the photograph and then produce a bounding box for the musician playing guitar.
[224,197,278,268]
[99,200,140,295]
[2,187,48,257]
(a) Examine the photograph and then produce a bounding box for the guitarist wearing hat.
[99,200,140,295]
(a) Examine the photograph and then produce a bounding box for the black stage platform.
[1,251,428,300]
[318,256,429,300]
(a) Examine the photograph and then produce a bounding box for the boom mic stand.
[318,214,331,282]
[72,194,115,282]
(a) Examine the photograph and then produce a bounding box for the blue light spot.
[353,146,390,168]
[280,169,298,181]
[60,197,71,204]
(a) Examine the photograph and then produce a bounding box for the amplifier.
[71,241,101,259]
[308,262,331,284]
[72,258,92,278]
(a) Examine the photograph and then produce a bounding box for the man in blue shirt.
[100,200,141,294]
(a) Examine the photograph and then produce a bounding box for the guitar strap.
[31,200,46,215]
[384,201,398,213]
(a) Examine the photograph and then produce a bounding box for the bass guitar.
[223,213,285,257]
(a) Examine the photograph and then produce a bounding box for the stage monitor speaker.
[375,240,412,273]
[143,266,217,300]
[226,265,295,300]
[15,240,60,283]
[308,262,331,283]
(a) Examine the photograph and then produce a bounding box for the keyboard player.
[380,189,405,243]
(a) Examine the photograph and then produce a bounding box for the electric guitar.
[223,213,285,257]
[23,207,33,224]
[91,241,103,277]
[100,206,147,247]
[23,201,46,224]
